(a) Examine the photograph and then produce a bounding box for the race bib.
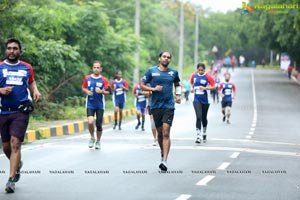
[195,89,204,95]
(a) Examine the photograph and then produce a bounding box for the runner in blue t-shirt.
[133,84,148,131]
[0,38,41,193]
[190,63,215,144]
[219,73,236,124]
[82,61,110,149]
[111,71,128,130]
[141,51,181,171]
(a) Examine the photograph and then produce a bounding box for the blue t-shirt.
[142,66,180,109]
[112,78,128,104]
[193,73,215,104]
[133,85,147,108]
[220,82,236,102]
[82,75,109,110]
[0,60,34,114]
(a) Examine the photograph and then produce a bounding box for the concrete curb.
[25,108,136,143]
[0,108,136,146]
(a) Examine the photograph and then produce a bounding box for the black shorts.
[86,109,104,130]
[221,101,232,108]
[151,108,175,128]
[0,112,30,143]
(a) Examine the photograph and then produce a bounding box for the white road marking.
[251,69,258,145]
[196,175,215,186]
[230,152,240,158]
[217,162,231,170]
[175,194,192,200]
[66,135,88,140]
[210,138,300,146]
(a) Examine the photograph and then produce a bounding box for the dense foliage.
[0,0,298,119]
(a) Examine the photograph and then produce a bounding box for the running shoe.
[135,122,141,129]
[195,137,202,144]
[14,160,23,182]
[95,141,101,150]
[223,115,226,122]
[152,139,157,146]
[5,177,15,193]
[159,161,168,171]
[88,137,95,148]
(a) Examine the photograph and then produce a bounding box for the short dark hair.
[159,51,172,59]
[197,63,205,69]
[93,60,102,65]
[5,38,22,51]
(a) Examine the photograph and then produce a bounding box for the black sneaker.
[135,122,141,129]
[195,137,201,144]
[222,116,226,122]
[159,161,168,171]
[203,135,207,143]
[5,177,16,193]
[113,123,117,130]
[14,160,23,182]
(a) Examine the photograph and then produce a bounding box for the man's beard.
[161,62,169,67]
[6,55,19,63]
[93,72,100,76]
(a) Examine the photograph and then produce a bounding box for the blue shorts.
[114,101,125,109]
[136,104,146,114]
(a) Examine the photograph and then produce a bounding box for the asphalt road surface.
[1,68,300,200]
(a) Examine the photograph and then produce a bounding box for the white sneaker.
[152,139,157,146]
[95,141,101,150]
[196,129,202,143]
[88,138,95,148]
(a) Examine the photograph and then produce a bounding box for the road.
[1,68,300,200]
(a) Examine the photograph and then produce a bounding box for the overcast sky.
[190,0,249,13]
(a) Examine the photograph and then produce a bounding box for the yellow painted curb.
[27,130,36,143]
[67,123,75,134]
[56,126,63,136]
[78,121,85,132]
[24,107,136,143]
[40,127,51,138]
